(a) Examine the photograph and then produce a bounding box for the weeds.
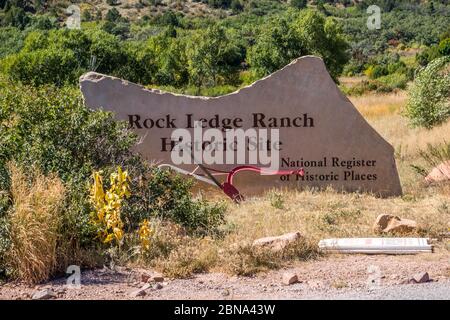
[411,141,450,177]
[89,167,130,245]
[268,191,285,209]
[222,238,320,276]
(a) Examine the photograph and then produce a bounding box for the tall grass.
[411,141,450,178]
[351,91,450,194]
[350,91,406,119]
[7,163,66,284]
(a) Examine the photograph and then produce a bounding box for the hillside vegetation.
[0,0,449,94]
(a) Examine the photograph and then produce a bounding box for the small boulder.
[32,289,56,300]
[56,287,67,296]
[373,214,417,234]
[152,275,164,283]
[253,232,301,252]
[425,161,450,183]
[140,273,151,283]
[129,283,151,298]
[129,289,146,298]
[153,283,163,290]
[281,273,298,285]
[410,272,430,284]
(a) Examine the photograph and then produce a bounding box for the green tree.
[4,48,78,86]
[247,18,306,77]
[2,6,29,29]
[406,57,450,128]
[88,30,126,75]
[186,25,243,89]
[438,38,450,56]
[147,35,188,86]
[231,0,243,13]
[105,8,121,22]
[248,10,349,81]
[291,0,307,9]
[155,10,179,27]
[0,27,26,58]
[295,10,349,80]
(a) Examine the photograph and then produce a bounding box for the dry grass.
[219,238,319,276]
[350,91,406,119]
[141,183,449,278]
[223,188,449,242]
[7,163,66,284]
[136,220,319,278]
[133,221,218,278]
[156,240,217,278]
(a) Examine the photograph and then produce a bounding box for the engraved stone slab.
[80,56,402,197]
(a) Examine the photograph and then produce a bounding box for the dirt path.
[1,251,449,300]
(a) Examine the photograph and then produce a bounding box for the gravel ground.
[309,281,450,300]
[1,251,449,300]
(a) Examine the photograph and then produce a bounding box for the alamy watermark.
[170,121,281,173]
[66,265,81,289]
[66,5,81,30]
[367,5,381,30]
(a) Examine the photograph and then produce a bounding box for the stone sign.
[80,56,402,197]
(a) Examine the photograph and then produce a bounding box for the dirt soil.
[1,250,449,300]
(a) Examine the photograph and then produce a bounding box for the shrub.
[6,163,65,284]
[268,191,284,209]
[342,58,365,76]
[231,0,243,13]
[4,48,79,86]
[291,0,307,9]
[28,14,58,30]
[2,6,29,29]
[439,38,450,56]
[417,45,441,66]
[89,168,130,246]
[0,79,228,278]
[131,169,227,236]
[343,75,406,96]
[377,73,408,91]
[0,79,141,259]
[406,57,450,128]
[0,27,26,59]
[365,65,388,79]
[106,0,121,6]
[106,8,122,22]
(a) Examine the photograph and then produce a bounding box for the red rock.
[411,272,430,284]
[140,273,151,283]
[373,214,417,234]
[253,232,302,252]
[281,273,298,285]
[425,161,450,183]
